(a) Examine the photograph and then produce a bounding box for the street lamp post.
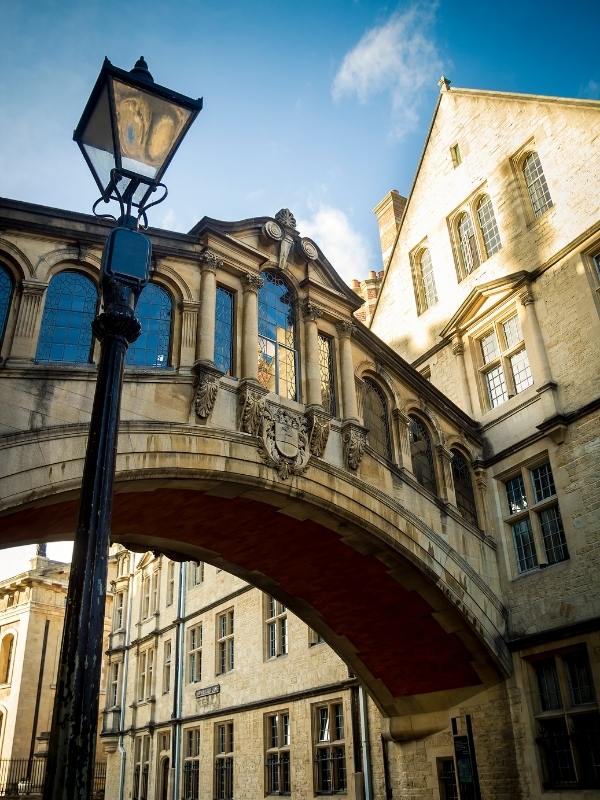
[42,58,202,800]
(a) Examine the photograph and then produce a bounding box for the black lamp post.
[42,58,201,800]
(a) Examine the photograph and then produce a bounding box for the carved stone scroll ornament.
[342,421,368,471]
[238,380,268,435]
[305,407,331,458]
[258,404,311,480]
[199,249,224,272]
[274,208,297,230]
[192,361,224,419]
[298,237,318,261]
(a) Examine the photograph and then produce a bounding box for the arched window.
[36,271,97,363]
[409,415,437,494]
[126,283,172,368]
[258,271,298,400]
[0,634,14,684]
[451,449,478,527]
[457,213,480,276]
[413,248,437,314]
[477,195,501,258]
[523,152,553,217]
[0,265,14,348]
[363,378,392,460]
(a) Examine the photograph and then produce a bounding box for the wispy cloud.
[332,2,443,139]
[297,206,373,284]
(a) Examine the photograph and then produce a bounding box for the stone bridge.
[0,199,508,738]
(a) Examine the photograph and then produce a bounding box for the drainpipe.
[172,562,187,800]
[358,686,373,800]
[118,552,137,800]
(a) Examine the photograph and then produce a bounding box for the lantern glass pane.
[112,79,192,179]
[80,83,116,192]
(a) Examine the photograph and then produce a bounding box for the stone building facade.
[371,81,600,798]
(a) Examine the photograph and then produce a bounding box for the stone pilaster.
[10,279,47,361]
[473,460,490,535]
[517,286,558,419]
[392,408,413,472]
[451,335,473,414]
[180,301,200,368]
[437,444,457,506]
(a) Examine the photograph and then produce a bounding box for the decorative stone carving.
[263,220,284,241]
[238,380,267,435]
[305,407,331,458]
[258,404,310,480]
[519,287,534,306]
[242,272,263,294]
[342,421,368,471]
[192,361,223,419]
[299,237,318,261]
[336,320,355,338]
[451,336,464,356]
[301,299,323,321]
[274,208,297,230]
[200,249,223,272]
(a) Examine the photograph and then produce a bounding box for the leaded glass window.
[457,213,480,275]
[215,286,234,374]
[318,333,336,416]
[258,271,298,400]
[477,195,501,257]
[362,379,392,460]
[0,265,13,347]
[512,518,538,572]
[523,151,553,217]
[126,282,172,368]
[478,314,532,409]
[36,271,97,363]
[413,248,437,314]
[409,416,437,495]
[451,449,478,526]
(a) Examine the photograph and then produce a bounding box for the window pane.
[457,213,480,275]
[502,316,522,349]
[512,518,538,572]
[363,379,392,460]
[334,704,344,741]
[539,506,569,565]
[535,659,562,710]
[318,707,329,741]
[451,450,478,526]
[480,332,500,364]
[477,195,501,257]
[523,152,553,217]
[258,271,297,399]
[531,462,556,502]
[215,286,234,374]
[318,333,336,416]
[36,272,97,363]
[409,416,437,495]
[510,349,533,393]
[485,364,508,407]
[419,249,438,309]
[506,474,528,514]
[571,712,600,786]
[126,283,172,368]
[539,718,577,786]
[565,651,595,706]
[0,266,13,345]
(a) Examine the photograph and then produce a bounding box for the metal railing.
[0,759,106,797]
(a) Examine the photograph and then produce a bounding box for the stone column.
[437,444,457,506]
[517,286,557,417]
[9,279,47,362]
[392,408,413,471]
[196,250,223,364]
[302,300,323,408]
[473,460,490,536]
[180,301,200,368]
[451,335,473,414]
[241,272,263,382]
[336,321,359,422]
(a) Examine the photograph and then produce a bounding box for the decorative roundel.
[300,238,318,261]
[263,220,284,241]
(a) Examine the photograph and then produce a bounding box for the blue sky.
[0,0,598,573]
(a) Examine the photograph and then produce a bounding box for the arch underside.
[0,468,507,722]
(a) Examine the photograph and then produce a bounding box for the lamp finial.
[131,56,154,83]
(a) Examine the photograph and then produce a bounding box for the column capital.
[21,279,48,296]
[199,249,223,273]
[392,408,410,426]
[336,320,355,338]
[181,299,201,312]
[242,272,263,294]
[436,443,454,463]
[301,299,323,321]
[451,335,464,356]
[518,287,534,306]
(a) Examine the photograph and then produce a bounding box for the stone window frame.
[133,733,151,800]
[407,411,441,498]
[312,699,347,795]
[309,628,325,647]
[162,638,172,694]
[318,331,337,417]
[187,623,202,684]
[183,726,201,800]
[510,138,554,226]
[257,269,300,401]
[436,756,459,799]
[0,263,15,354]
[264,709,291,796]
[166,561,175,607]
[216,608,234,675]
[107,658,121,709]
[140,573,151,620]
[450,142,462,168]
[125,280,174,371]
[361,376,394,462]
[188,561,204,589]
[113,590,125,632]
[409,241,438,315]
[581,241,600,313]
[447,185,502,282]
[215,283,236,376]
[498,454,569,577]
[526,644,600,790]
[470,306,533,412]
[137,646,155,702]
[264,595,288,661]
[214,720,234,800]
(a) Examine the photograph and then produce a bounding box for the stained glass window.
[215,286,234,375]
[451,449,478,526]
[0,265,14,347]
[318,333,336,416]
[409,416,437,495]
[36,271,97,363]
[126,282,172,368]
[257,271,297,400]
[362,379,392,460]
[523,152,553,217]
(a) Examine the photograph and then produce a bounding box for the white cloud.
[297,206,373,284]
[332,2,443,139]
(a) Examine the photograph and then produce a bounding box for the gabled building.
[371,80,600,798]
